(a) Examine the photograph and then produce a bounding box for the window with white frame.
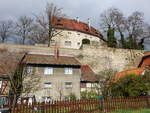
[65,82,72,88]
[27,66,32,74]
[50,40,56,46]
[64,68,73,74]
[65,41,71,46]
[44,82,52,88]
[44,67,53,75]
[86,83,92,88]
[0,81,2,88]
[77,42,80,45]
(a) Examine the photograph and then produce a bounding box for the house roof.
[114,67,145,81]
[114,51,150,81]
[81,65,98,82]
[144,52,150,57]
[138,52,150,67]
[0,51,25,77]
[23,54,81,66]
[52,17,104,39]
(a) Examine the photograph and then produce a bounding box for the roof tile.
[81,65,98,82]
[23,54,81,66]
[52,17,103,37]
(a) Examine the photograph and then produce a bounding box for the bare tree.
[31,2,65,46]
[21,68,40,97]
[15,16,34,44]
[0,52,40,108]
[46,2,65,46]
[30,17,49,44]
[100,8,116,30]
[0,20,13,43]
[100,8,126,47]
[55,82,64,100]
[96,69,117,97]
[126,11,145,42]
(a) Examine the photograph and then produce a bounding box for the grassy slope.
[112,109,150,113]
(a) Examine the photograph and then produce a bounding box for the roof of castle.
[52,17,103,38]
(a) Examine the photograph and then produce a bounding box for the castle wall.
[0,44,144,73]
[52,29,106,49]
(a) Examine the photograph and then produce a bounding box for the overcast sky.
[0,0,150,29]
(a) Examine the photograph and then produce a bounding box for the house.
[115,52,150,80]
[47,17,106,49]
[0,48,99,102]
[142,37,150,52]
[80,65,98,92]
[22,51,81,101]
[0,50,25,104]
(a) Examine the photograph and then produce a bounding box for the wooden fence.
[9,96,150,113]
[103,96,150,112]
[11,99,100,113]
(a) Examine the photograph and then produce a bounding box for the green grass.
[112,109,150,113]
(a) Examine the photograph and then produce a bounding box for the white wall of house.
[25,66,81,102]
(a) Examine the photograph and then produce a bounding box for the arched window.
[82,39,90,45]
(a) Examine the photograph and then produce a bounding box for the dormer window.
[56,23,63,26]
[85,29,88,31]
[57,19,61,22]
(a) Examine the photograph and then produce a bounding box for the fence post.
[99,96,104,112]
[145,96,150,109]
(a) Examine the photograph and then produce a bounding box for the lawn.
[112,109,150,113]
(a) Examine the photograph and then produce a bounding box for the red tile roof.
[115,51,150,81]
[81,65,98,82]
[52,17,103,38]
[138,53,150,67]
[144,52,150,57]
[114,67,145,81]
[140,58,150,67]
[23,54,81,66]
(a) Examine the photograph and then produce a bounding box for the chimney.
[76,17,79,23]
[88,18,91,29]
[54,43,59,59]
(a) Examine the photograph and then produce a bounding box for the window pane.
[44,67,53,74]
[50,40,56,46]
[65,41,71,46]
[27,66,32,74]
[65,82,72,88]
[0,81,2,88]
[44,82,52,88]
[64,68,72,74]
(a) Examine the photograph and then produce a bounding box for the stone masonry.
[0,44,144,74]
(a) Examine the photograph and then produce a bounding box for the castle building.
[50,17,106,49]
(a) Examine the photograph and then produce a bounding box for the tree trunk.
[12,94,17,109]
[1,37,5,43]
